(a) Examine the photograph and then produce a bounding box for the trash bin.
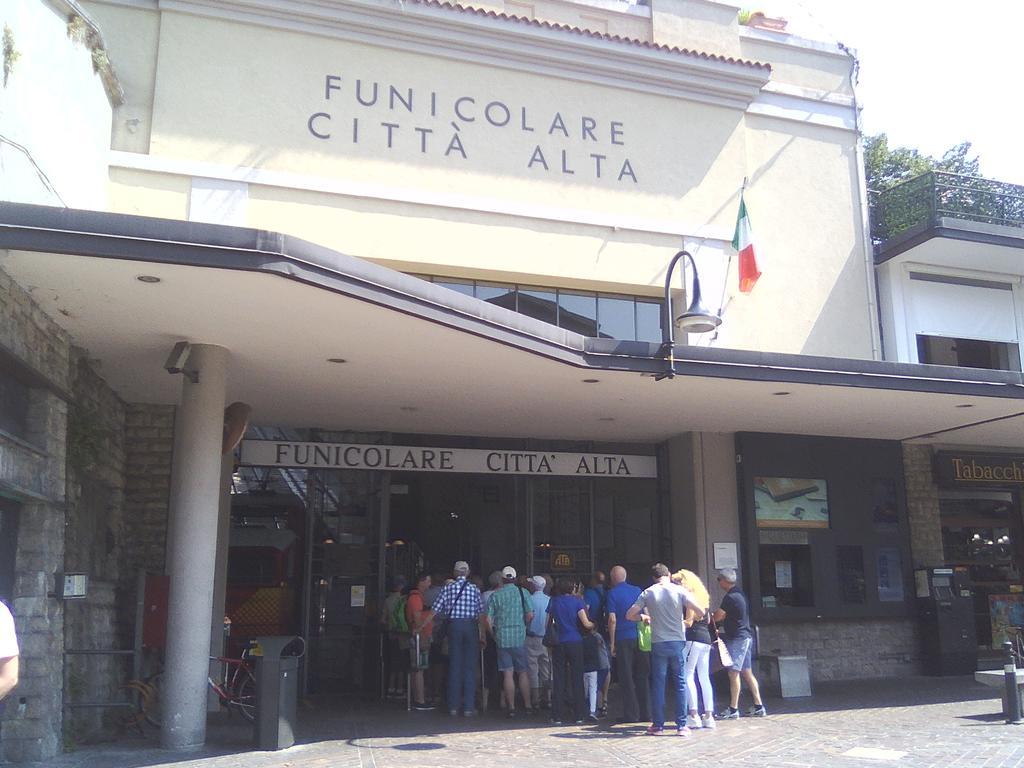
[252,635,305,751]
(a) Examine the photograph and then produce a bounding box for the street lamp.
[656,250,722,380]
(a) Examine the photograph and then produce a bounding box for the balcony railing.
[870,172,1024,244]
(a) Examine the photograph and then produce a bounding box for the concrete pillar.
[161,345,229,750]
[208,452,234,709]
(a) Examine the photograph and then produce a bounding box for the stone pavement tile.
[26,676,1024,768]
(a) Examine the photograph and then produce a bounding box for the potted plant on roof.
[739,9,788,32]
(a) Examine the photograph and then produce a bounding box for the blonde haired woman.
[672,569,716,729]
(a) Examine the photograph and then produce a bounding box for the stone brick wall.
[903,444,945,568]
[759,617,920,682]
[121,404,176,582]
[0,268,72,392]
[0,263,157,760]
[0,266,71,763]
[63,357,129,744]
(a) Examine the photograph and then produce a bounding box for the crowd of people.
[381,559,766,736]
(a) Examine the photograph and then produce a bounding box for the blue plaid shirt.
[431,577,483,620]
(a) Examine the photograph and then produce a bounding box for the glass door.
[305,469,383,696]
[530,477,593,584]
[940,489,1023,652]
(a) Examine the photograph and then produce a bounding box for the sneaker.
[686,714,702,729]
[746,705,767,717]
[413,703,435,711]
[645,726,665,736]
[717,708,739,720]
[586,714,600,724]
[574,719,584,725]
[550,718,563,725]
[676,726,692,737]
[701,713,717,729]
[463,710,477,717]
[448,709,458,717]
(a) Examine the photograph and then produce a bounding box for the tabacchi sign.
[306,75,639,184]
[240,440,657,478]
[934,452,1024,487]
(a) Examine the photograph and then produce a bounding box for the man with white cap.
[485,566,534,717]
[525,575,551,709]
[427,560,484,716]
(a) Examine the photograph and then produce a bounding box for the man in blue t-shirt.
[605,565,649,723]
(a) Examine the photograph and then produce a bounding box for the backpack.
[389,594,410,633]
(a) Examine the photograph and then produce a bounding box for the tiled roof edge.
[408,0,772,72]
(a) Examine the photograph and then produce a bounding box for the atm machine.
[916,567,977,675]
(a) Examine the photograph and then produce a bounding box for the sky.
[760,1,1022,184]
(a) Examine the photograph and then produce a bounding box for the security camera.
[164,341,191,373]
[164,341,198,382]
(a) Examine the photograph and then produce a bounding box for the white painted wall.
[0,0,112,208]
[693,431,741,608]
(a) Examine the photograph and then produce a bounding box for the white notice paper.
[351,585,366,608]
[713,542,738,569]
[775,561,793,589]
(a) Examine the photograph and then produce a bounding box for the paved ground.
[30,676,1024,768]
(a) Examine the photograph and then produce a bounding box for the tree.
[864,133,980,192]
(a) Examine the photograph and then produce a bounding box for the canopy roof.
[2,202,1022,447]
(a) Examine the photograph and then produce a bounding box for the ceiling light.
[773,391,791,396]
[582,378,600,384]
[326,358,347,364]
[955,404,974,408]
[136,275,161,284]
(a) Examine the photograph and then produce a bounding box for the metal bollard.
[1003,641,1023,725]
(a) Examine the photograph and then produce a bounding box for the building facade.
[1,0,1023,762]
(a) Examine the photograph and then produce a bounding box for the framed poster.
[990,594,1024,649]
[875,547,905,602]
[871,478,899,531]
[754,477,829,528]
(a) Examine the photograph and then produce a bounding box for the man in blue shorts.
[485,566,534,717]
[713,568,765,718]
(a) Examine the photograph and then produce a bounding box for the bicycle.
[1007,626,1024,668]
[126,645,257,727]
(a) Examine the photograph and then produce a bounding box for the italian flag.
[732,194,761,293]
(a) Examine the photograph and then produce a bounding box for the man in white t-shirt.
[0,601,19,701]
[626,563,703,737]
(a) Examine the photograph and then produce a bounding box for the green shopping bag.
[637,620,652,652]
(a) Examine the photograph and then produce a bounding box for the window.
[917,335,1021,371]
[475,283,516,310]
[906,273,1020,368]
[635,300,663,343]
[433,279,474,297]
[412,274,664,342]
[837,545,866,604]
[758,544,814,608]
[518,286,558,325]
[0,371,29,440]
[557,291,598,337]
[597,295,635,341]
